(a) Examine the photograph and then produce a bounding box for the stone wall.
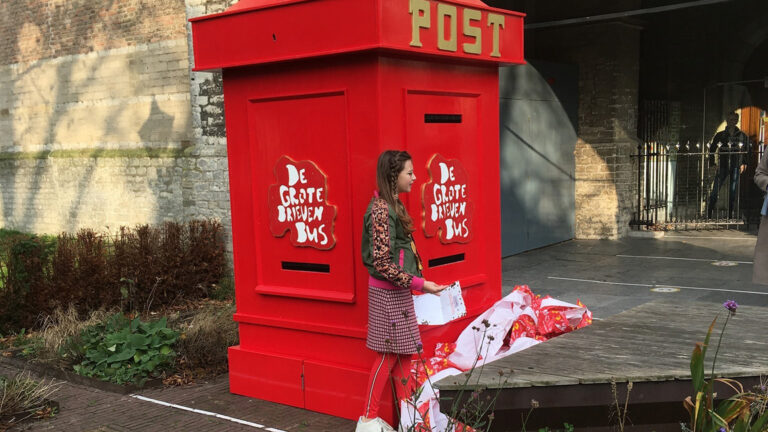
[0,0,235,251]
[0,156,184,234]
[182,0,237,238]
[0,40,191,154]
[532,21,640,239]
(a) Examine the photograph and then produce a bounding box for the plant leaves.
[714,398,747,424]
[691,342,705,393]
[107,348,136,363]
[701,316,717,365]
[750,409,768,432]
[709,409,728,428]
[71,314,178,385]
[732,416,749,432]
[694,391,705,431]
[126,334,149,349]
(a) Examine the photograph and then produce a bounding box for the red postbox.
[190,0,524,422]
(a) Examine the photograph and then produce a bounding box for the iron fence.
[630,140,765,229]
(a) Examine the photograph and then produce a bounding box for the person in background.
[753,149,768,285]
[708,112,751,219]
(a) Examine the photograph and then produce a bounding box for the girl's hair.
[376,150,415,234]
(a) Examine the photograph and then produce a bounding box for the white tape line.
[130,394,283,431]
[664,235,757,241]
[616,254,753,264]
[548,277,650,287]
[547,276,768,296]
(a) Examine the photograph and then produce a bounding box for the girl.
[356,150,446,432]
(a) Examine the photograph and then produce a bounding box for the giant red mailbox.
[191,0,524,422]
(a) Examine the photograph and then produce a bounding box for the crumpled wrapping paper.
[399,285,593,432]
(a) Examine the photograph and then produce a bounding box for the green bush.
[0,233,56,332]
[72,314,179,385]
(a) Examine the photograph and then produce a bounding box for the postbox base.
[228,345,397,423]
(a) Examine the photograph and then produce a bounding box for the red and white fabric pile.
[399,285,593,432]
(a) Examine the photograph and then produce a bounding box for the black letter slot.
[281,261,331,273]
[428,253,465,268]
[424,113,462,123]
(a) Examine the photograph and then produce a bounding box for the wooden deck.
[435,301,768,430]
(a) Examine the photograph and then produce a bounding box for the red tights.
[363,352,414,419]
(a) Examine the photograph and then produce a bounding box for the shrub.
[0,234,56,332]
[50,230,113,314]
[112,220,226,310]
[0,220,227,333]
[71,314,179,385]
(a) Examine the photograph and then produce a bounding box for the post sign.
[268,156,336,250]
[408,0,507,58]
[422,154,473,243]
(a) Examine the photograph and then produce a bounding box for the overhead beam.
[525,0,732,29]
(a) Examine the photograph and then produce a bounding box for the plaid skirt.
[366,285,421,354]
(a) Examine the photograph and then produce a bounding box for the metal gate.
[631,103,766,229]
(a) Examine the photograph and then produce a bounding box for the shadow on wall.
[0,0,193,235]
[499,60,577,256]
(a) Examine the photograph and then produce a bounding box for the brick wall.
[0,0,235,252]
[0,0,187,65]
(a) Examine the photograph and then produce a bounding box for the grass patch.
[37,307,113,367]
[0,371,60,429]
[173,302,237,370]
[165,301,237,384]
[0,329,44,360]
[209,276,235,301]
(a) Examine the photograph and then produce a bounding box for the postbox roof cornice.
[189,0,524,22]
[190,0,525,71]
[188,0,311,22]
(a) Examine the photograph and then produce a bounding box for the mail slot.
[190,0,524,423]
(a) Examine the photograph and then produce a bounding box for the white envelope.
[413,281,466,325]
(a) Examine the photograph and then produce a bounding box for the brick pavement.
[1,360,354,432]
